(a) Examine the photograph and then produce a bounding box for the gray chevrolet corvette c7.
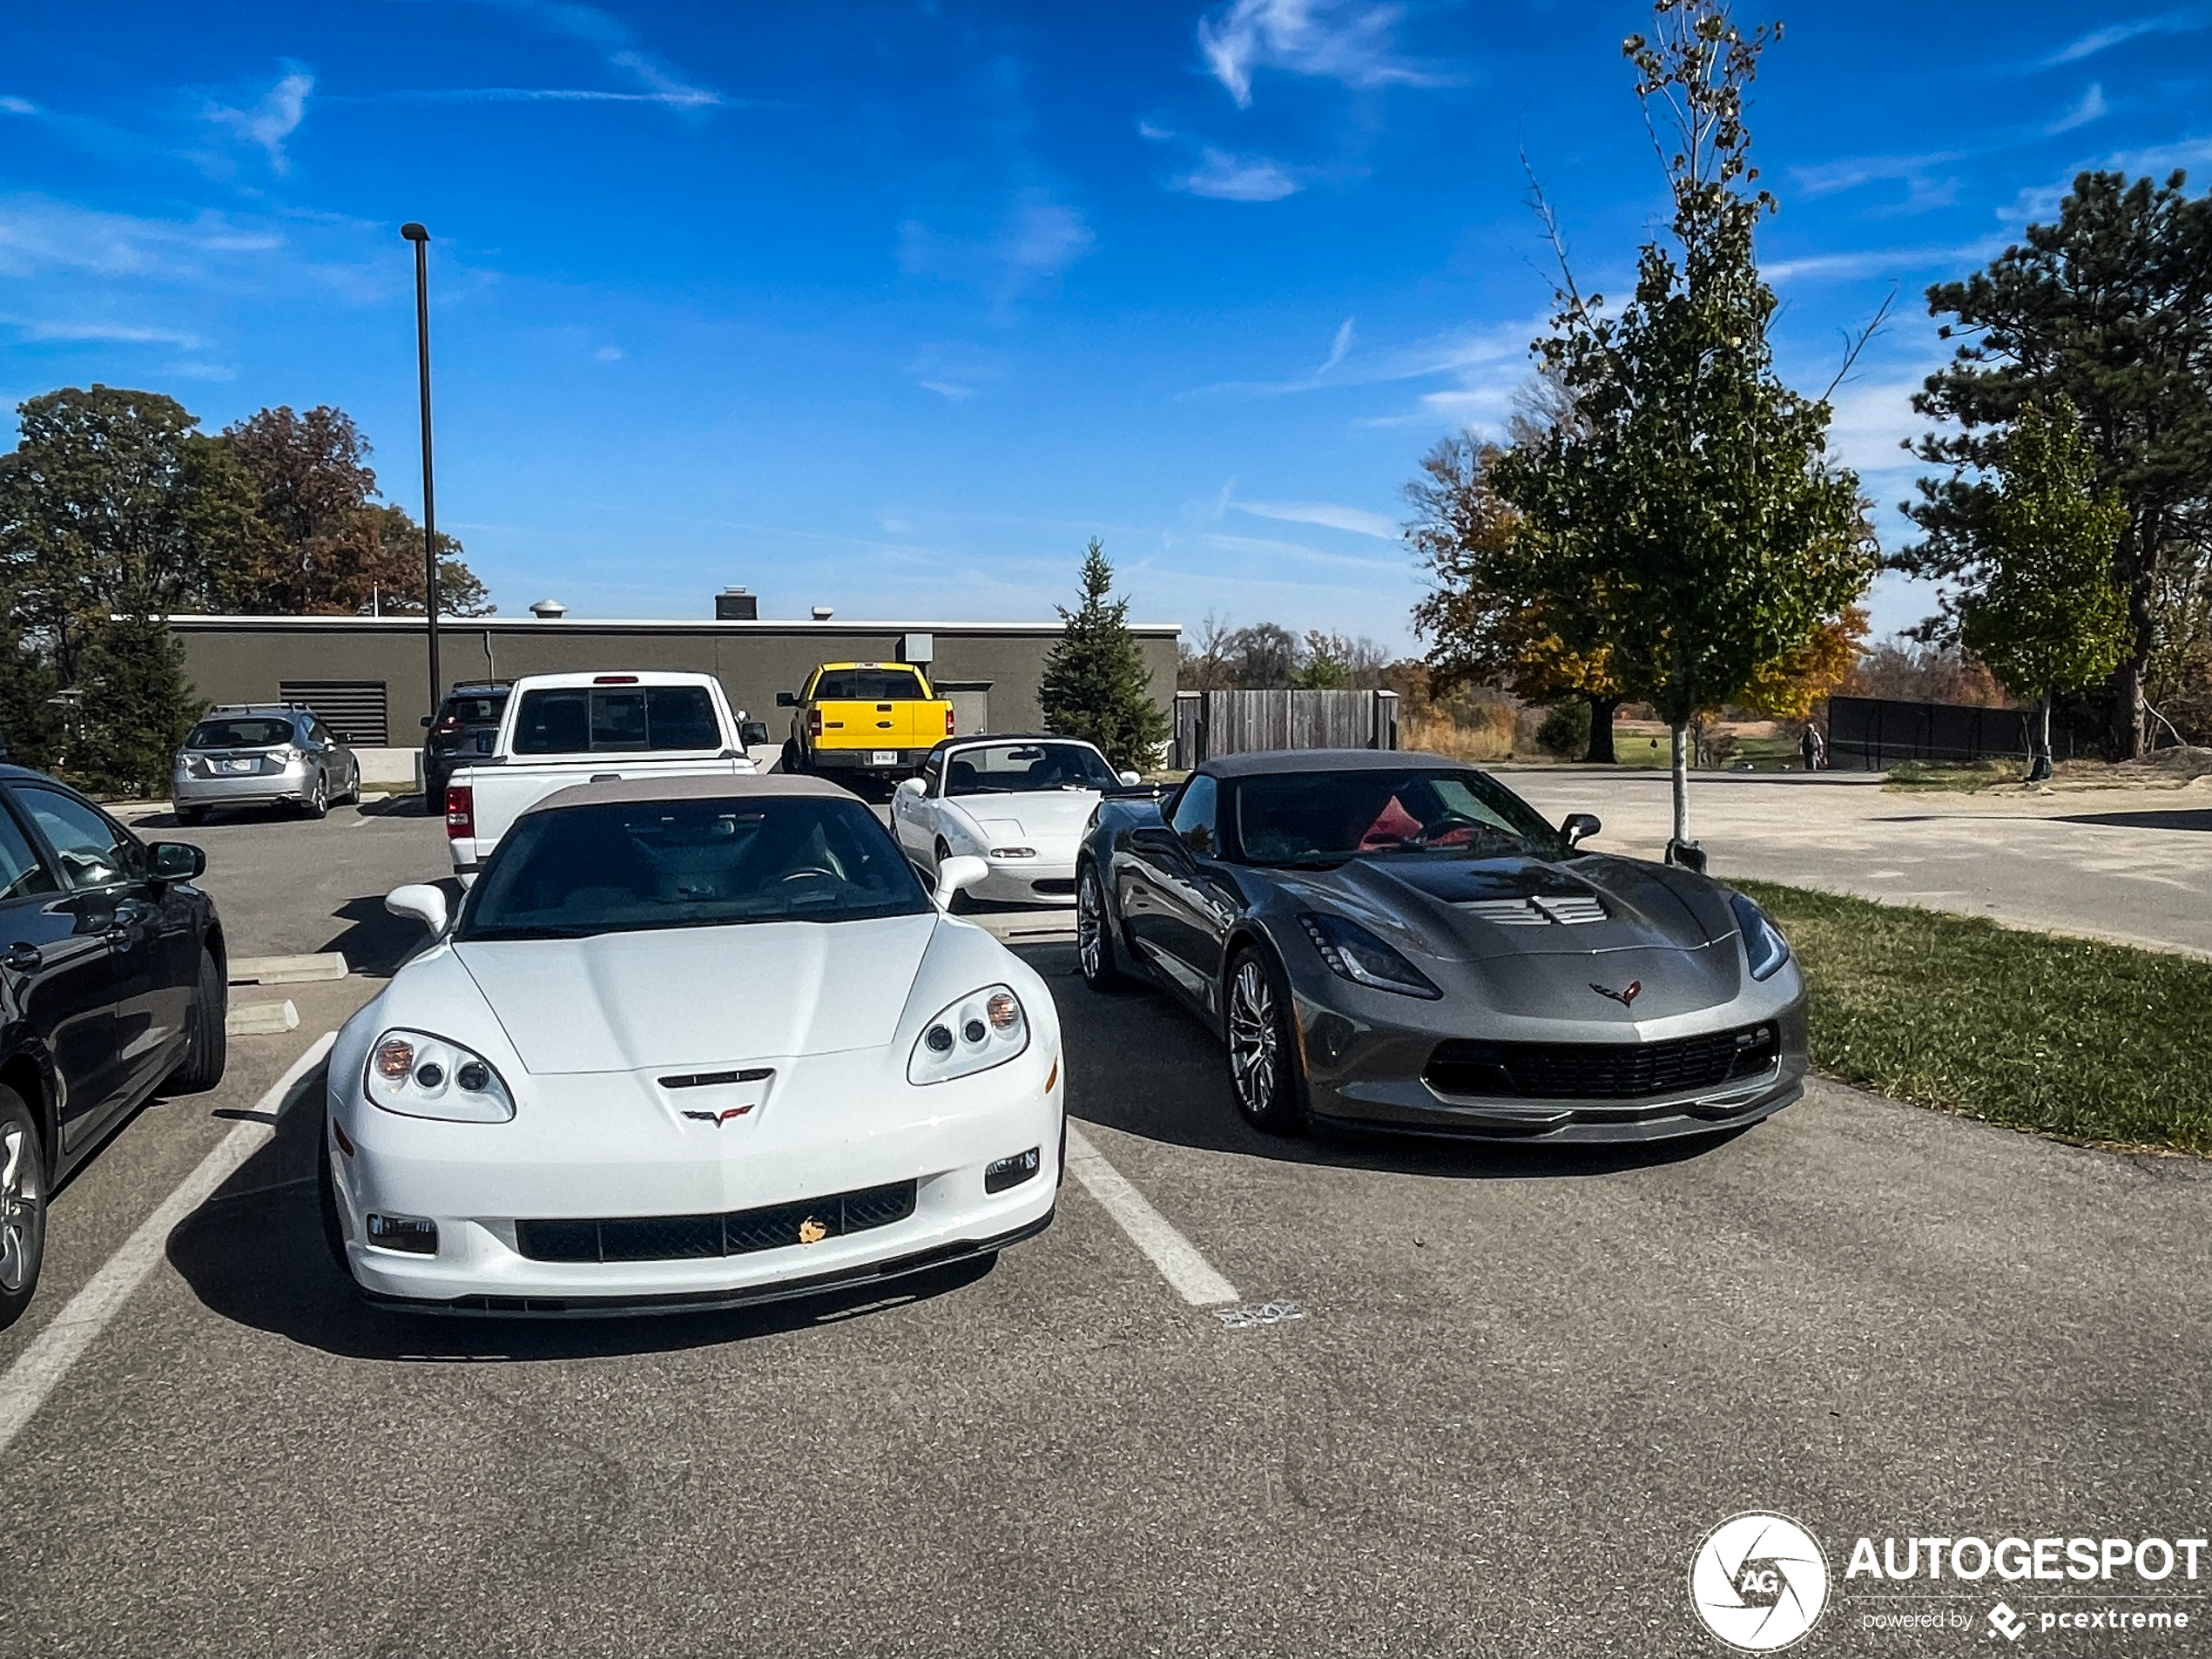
[1074,749,1807,1143]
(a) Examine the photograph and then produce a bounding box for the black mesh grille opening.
[516,1180,919,1263]
[1031,879,1076,896]
[1425,1023,1777,1101]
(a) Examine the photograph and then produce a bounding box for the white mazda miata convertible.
[320,774,1062,1315]
[889,735,1140,907]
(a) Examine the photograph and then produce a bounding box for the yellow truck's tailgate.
[813,698,946,748]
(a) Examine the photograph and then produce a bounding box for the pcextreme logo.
[1689,1512,1831,1652]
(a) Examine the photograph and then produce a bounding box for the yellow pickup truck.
[777,661,955,778]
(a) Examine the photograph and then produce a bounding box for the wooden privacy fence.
[1172,690,1399,770]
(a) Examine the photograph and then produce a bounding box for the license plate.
[872,751,898,765]
[220,759,256,773]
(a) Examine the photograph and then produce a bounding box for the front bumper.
[327,1037,1062,1313]
[971,847,1080,906]
[1291,969,1811,1144]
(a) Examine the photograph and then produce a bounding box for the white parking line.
[0,1031,336,1462]
[1062,1123,1238,1307]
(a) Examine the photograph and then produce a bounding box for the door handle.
[3,943,40,973]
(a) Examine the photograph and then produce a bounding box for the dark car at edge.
[1074,750,1807,1143]
[0,767,228,1328]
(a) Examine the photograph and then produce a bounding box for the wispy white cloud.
[2045,82,2108,135]
[898,188,1094,301]
[1175,148,1302,201]
[0,196,283,280]
[0,97,35,117]
[461,0,734,112]
[593,345,623,361]
[1231,499,1399,538]
[1764,237,2009,284]
[1317,316,1354,375]
[372,85,753,107]
[2034,10,2209,67]
[1197,0,1458,109]
[4,318,206,347]
[917,381,976,401]
[203,64,314,172]
[1791,147,1975,200]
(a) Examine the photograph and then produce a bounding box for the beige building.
[167,602,1182,756]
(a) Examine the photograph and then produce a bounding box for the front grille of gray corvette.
[1424,1022,1777,1100]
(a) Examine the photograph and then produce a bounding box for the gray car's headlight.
[1729,893,1791,981]
[1298,913,1442,999]
[909,984,1029,1084]
[367,1028,516,1122]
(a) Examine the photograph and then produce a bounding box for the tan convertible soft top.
[521,771,853,816]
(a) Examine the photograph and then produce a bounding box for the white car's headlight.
[366,1028,516,1122]
[908,984,1029,1085]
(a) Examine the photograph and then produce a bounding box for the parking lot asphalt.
[1507,769,2212,958]
[3,799,2208,1656]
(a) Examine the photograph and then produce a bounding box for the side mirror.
[385,883,448,935]
[148,841,206,881]
[933,854,988,911]
[896,777,927,799]
[738,720,772,747]
[775,691,799,708]
[420,715,434,727]
[1118,770,1141,787]
[1561,813,1602,848]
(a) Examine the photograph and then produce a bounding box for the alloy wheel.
[1076,873,1105,980]
[1227,958,1278,1116]
[0,1120,40,1295]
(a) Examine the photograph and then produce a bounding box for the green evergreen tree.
[0,622,63,770]
[1959,398,2132,776]
[1038,539,1169,773]
[75,617,202,797]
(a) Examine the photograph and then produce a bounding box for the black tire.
[175,806,206,827]
[779,740,804,775]
[300,771,328,820]
[340,760,361,806]
[0,1085,48,1332]
[1224,947,1306,1136]
[165,947,228,1094]
[1076,865,1139,992]
[317,1121,351,1274]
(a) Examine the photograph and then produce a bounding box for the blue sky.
[4,2,2209,650]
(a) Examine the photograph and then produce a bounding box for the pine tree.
[1038,540,1169,773]
[75,617,202,797]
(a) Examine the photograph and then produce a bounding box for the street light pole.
[401,222,441,725]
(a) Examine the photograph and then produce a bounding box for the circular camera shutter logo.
[1689,1512,1831,1652]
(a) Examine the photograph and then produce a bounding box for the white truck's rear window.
[512,686,720,753]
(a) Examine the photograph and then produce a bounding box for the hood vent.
[1463,895,1608,927]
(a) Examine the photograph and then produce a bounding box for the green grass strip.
[1735,880,2212,1155]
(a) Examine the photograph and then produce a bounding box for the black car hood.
[1266,851,1731,964]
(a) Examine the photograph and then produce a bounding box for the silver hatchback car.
[172,704,361,825]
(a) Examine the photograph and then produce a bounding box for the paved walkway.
[1507,768,2212,958]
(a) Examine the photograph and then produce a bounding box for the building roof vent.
[529,598,568,620]
[811,604,834,621]
[715,586,758,621]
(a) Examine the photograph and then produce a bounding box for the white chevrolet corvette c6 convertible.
[321,773,1062,1315]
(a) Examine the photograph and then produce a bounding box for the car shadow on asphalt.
[2054,807,2212,833]
[165,1080,995,1363]
[317,891,454,977]
[1010,942,1752,1183]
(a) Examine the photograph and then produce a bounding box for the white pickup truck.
[441,671,768,880]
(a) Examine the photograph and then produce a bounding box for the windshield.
[458,795,931,939]
[511,686,719,754]
[185,718,294,750]
[813,669,925,701]
[946,742,1117,795]
[441,693,507,724]
[1231,768,1566,866]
